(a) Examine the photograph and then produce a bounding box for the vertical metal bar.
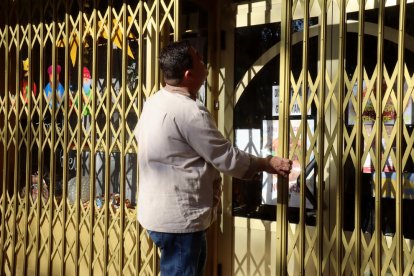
[88,1,98,275]
[19,2,31,275]
[154,0,160,92]
[37,1,45,274]
[48,1,59,257]
[396,1,406,275]
[276,0,292,275]
[22,4,33,275]
[337,0,346,273]
[74,2,85,274]
[300,0,310,274]
[206,2,217,116]
[119,2,127,275]
[317,0,327,274]
[135,1,143,274]
[103,2,113,275]
[36,0,45,272]
[355,1,365,275]
[0,0,10,273]
[49,1,59,272]
[152,0,161,272]
[174,0,180,41]
[374,1,385,275]
[60,1,70,274]
[39,1,58,273]
[10,4,21,274]
[208,1,219,274]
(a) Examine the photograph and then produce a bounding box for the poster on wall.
[261,119,315,208]
[348,80,406,173]
[362,124,395,173]
[272,85,312,117]
[347,80,413,125]
[272,85,280,116]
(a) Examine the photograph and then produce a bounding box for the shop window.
[343,3,414,238]
[232,20,318,224]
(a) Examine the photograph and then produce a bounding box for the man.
[135,40,292,276]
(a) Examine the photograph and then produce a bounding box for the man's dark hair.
[159,40,193,85]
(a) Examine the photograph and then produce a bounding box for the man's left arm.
[182,108,292,179]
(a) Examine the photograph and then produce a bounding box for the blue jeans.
[147,230,207,276]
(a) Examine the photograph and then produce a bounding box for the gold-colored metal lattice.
[0,0,178,275]
[230,0,414,275]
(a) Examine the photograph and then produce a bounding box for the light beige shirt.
[135,89,258,233]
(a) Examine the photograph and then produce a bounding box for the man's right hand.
[265,156,292,177]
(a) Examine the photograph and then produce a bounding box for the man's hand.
[265,156,292,177]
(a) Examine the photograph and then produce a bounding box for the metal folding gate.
[2,0,414,275]
[0,0,178,275]
[226,0,414,275]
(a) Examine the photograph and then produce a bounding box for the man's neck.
[164,84,196,101]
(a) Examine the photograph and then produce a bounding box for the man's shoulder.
[149,90,199,111]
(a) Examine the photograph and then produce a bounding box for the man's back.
[136,89,225,233]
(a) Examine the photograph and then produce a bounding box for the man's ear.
[184,69,192,80]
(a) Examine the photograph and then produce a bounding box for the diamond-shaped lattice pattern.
[231,0,414,275]
[0,0,176,275]
[3,0,414,275]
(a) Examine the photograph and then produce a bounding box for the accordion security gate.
[0,0,178,275]
[2,0,414,276]
[228,0,414,275]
